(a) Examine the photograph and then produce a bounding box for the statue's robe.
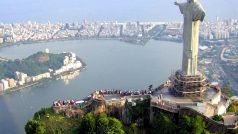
[178,2,205,75]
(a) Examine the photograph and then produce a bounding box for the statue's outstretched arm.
[175,2,186,14]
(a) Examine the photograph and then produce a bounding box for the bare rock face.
[90,99,107,114]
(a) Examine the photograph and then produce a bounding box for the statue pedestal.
[169,70,208,98]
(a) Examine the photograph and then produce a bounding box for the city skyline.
[1,0,238,23]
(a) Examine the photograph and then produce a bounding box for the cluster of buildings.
[220,45,238,88]
[0,21,159,44]
[50,15,238,132]
[52,21,157,39]
[0,70,50,91]
[159,18,238,41]
[222,47,238,62]
[54,52,82,75]
[0,51,82,92]
[0,78,16,91]
[0,21,63,43]
[0,19,238,45]
[196,38,238,90]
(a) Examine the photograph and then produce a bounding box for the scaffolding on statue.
[169,70,208,99]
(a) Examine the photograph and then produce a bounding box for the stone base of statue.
[169,70,208,98]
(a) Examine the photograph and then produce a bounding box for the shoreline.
[0,48,87,91]
[0,36,156,50]
[0,37,120,49]
[0,61,86,96]
[0,81,41,95]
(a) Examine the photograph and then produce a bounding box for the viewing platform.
[51,83,238,131]
[52,82,228,117]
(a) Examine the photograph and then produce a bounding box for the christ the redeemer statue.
[175,0,205,76]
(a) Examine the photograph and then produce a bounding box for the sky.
[0,0,238,23]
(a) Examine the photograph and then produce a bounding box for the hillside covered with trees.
[26,101,213,134]
[25,108,126,134]
[0,51,67,79]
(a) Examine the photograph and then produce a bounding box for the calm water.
[0,40,182,134]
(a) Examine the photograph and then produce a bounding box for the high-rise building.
[8,79,16,88]
[0,37,3,44]
[1,79,9,90]
[0,83,4,91]
[15,71,28,85]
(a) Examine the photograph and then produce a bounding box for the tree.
[178,115,208,134]
[151,112,176,134]
[96,113,109,134]
[179,115,192,134]
[127,99,150,127]
[227,101,238,112]
[80,112,96,134]
[212,115,224,122]
[107,117,125,134]
[25,119,45,134]
[33,108,54,119]
[79,112,124,134]
[191,115,206,134]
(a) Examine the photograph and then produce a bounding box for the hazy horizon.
[1,0,238,23]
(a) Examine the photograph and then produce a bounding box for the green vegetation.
[150,112,177,134]
[80,113,96,133]
[25,108,80,134]
[227,100,238,112]
[79,113,125,134]
[27,108,213,134]
[212,115,224,122]
[149,113,209,134]
[25,120,45,134]
[125,99,210,134]
[25,109,125,134]
[183,115,211,134]
[126,99,150,128]
[27,99,213,134]
[0,51,67,79]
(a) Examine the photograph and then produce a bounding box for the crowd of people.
[53,87,161,108]
[53,100,81,107]
[97,89,153,97]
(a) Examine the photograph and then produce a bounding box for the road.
[216,45,238,95]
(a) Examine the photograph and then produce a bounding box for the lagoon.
[0,39,182,134]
